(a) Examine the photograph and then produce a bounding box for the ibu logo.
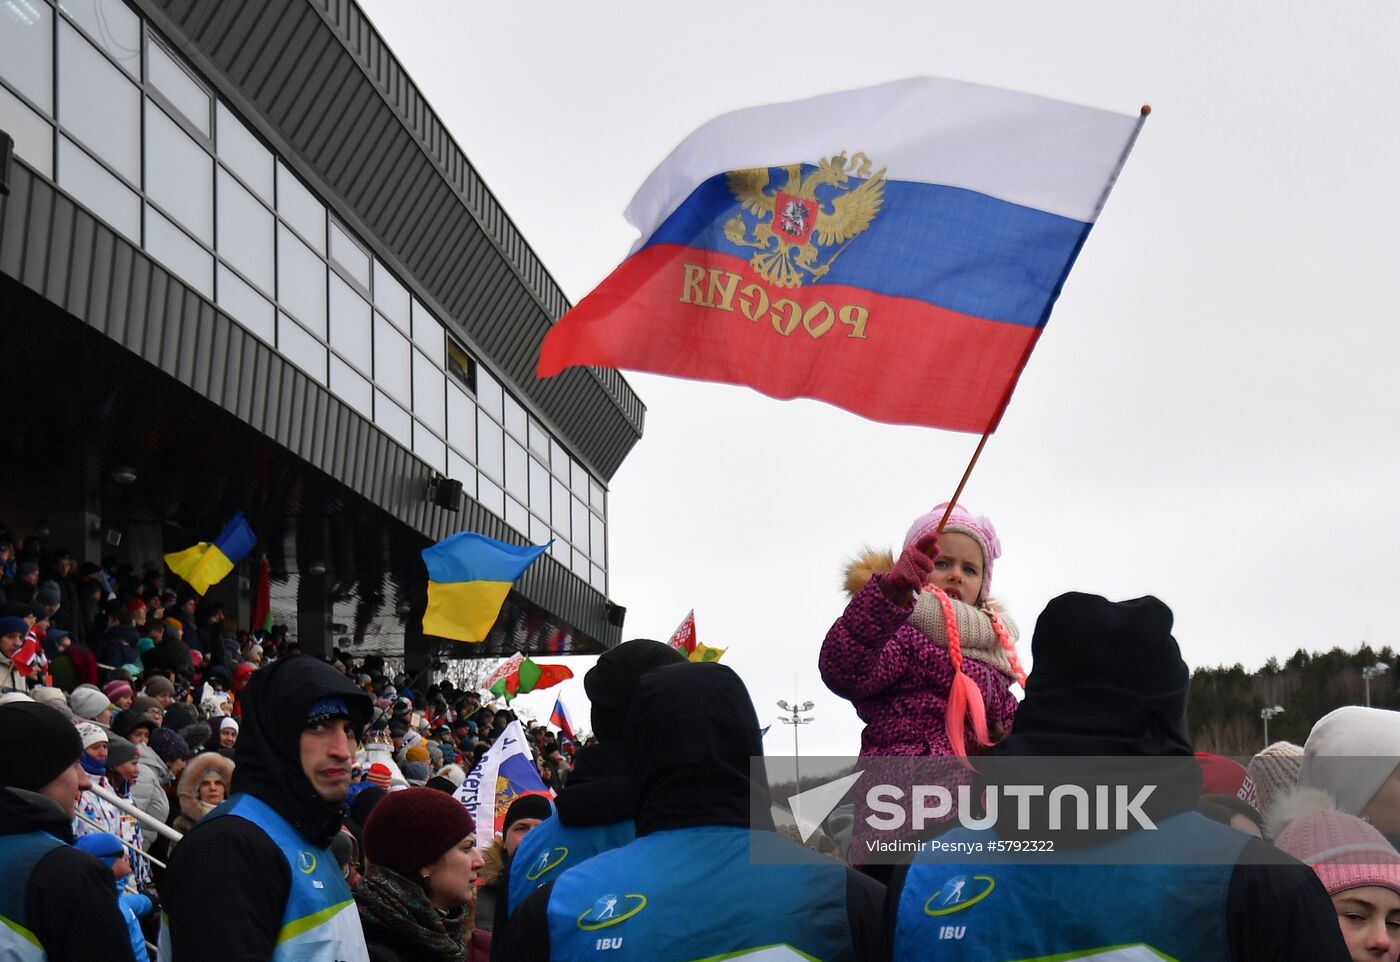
[938,926,966,940]
[594,937,624,950]
[923,874,995,916]
[577,893,648,931]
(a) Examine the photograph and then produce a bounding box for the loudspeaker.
[430,477,463,512]
[605,603,626,628]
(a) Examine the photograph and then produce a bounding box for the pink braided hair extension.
[931,587,990,758]
[983,608,1028,689]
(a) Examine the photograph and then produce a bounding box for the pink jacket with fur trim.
[820,572,1018,757]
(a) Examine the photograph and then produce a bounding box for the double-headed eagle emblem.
[723,152,886,289]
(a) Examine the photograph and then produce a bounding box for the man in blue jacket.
[502,637,687,935]
[0,701,136,962]
[887,592,1350,962]
[498,662,885,961]
[161,655,374,961]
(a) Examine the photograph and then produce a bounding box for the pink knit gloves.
[881,534,940,607]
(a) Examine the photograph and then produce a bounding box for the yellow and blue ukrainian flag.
[422,532,549,643]
[163,512,256,595]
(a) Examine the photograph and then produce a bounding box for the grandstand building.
[0,0,643,662]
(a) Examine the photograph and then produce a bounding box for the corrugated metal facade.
[0,162,620,649]
[131,0,644,480]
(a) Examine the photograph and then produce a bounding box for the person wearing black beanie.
[887,592,1350,962]
[498,663,885,962]
[500,639,686,940]
[0,702,137,961]
[162,655,373,962]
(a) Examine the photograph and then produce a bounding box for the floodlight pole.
[777,697,815,795]
[1363,661,1390,708]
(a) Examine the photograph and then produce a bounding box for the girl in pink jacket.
[820,502,1025,758]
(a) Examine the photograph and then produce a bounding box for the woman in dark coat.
[356,787,488,962]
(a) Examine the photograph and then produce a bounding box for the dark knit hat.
[994,593,1192,757]
[363,787,474,879]
[148,728,193,764]
[502,793,553,835]
[113,710,157,740]
[584,638,688,741]
[36,581,62,608]
[163,704,195,733]
[106,734,140,770]
[180,722,212,753]
[143,676,175,698]
[130,695,163,718]
[0,616,26,638]
[0,702,83,791]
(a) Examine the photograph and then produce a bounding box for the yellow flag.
[689,643,727,663]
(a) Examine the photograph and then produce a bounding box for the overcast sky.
[359,1,1400,755]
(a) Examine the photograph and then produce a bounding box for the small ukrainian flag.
[422,532,549,643]
[163,513,257,595]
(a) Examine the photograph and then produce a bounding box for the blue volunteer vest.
[158,794,367,962]
[0,831,64,961]
[508,814,636,917]
[547,826,857,962]
[894,812,1249,962]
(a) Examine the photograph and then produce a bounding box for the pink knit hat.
[903,502,1002,604]
[1272,789,1400,896]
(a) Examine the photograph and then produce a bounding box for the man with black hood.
[498,662,886,961]
[0,701,137,961]
[503,638,687,932]
[161,655,374,961]
[888,592,1348,961]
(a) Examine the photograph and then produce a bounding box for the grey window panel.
[372,258,409,332]
[217,263,273,344]
[591,514,605,565]
[275,160,325,254]
[527,417,549,459]
[372,313,410,405]
[0,0,52,113]
[144,204,211,298]
[216,102,273,203]
[60,0,140,77]
[503,391,527,442]
[277,312,327,386]
[412,421,446,474]
[58,21,139,182]
[589,479,605,516]
[372,389,411,450]
[505,497,529,537]
[571,458,590,497]
[328,273,372,375]
[572,496,590,558]
[478,476,505,519]
[59,137,140,240]
[410,296,445,367]
[446,450,475,496]
[550,438,569,479]
[591,564,606,595]
[276,223,326,337]
[411,348,445,436]
[529,455,549,517]
[146,37,209,136]
[0,85,53,177]
[329,220,369,288]
[549,539,568,565]
[571,549,589,580]
[530,514,550,549]
[476,410,503,484]
[475,364,503,421]
[551,478,569,538]
[328,355,372,420]
[216,167,273,293]
[446,382,474,459]
[146,100,213,245]
[504,437,528,503]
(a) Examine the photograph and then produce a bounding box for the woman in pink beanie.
[820,501,1025,758]
[1271,787,1400,962]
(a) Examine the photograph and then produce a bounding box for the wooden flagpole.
[936,430,991,533]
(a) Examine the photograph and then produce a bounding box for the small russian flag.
[550,696,575,743]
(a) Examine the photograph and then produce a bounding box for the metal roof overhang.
[0,161,619,655]
[131,0,644,481]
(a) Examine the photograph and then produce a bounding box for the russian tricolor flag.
[539,77,1146,432]
[550,696,575,743]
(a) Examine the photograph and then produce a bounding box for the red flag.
[250,556,271,634]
